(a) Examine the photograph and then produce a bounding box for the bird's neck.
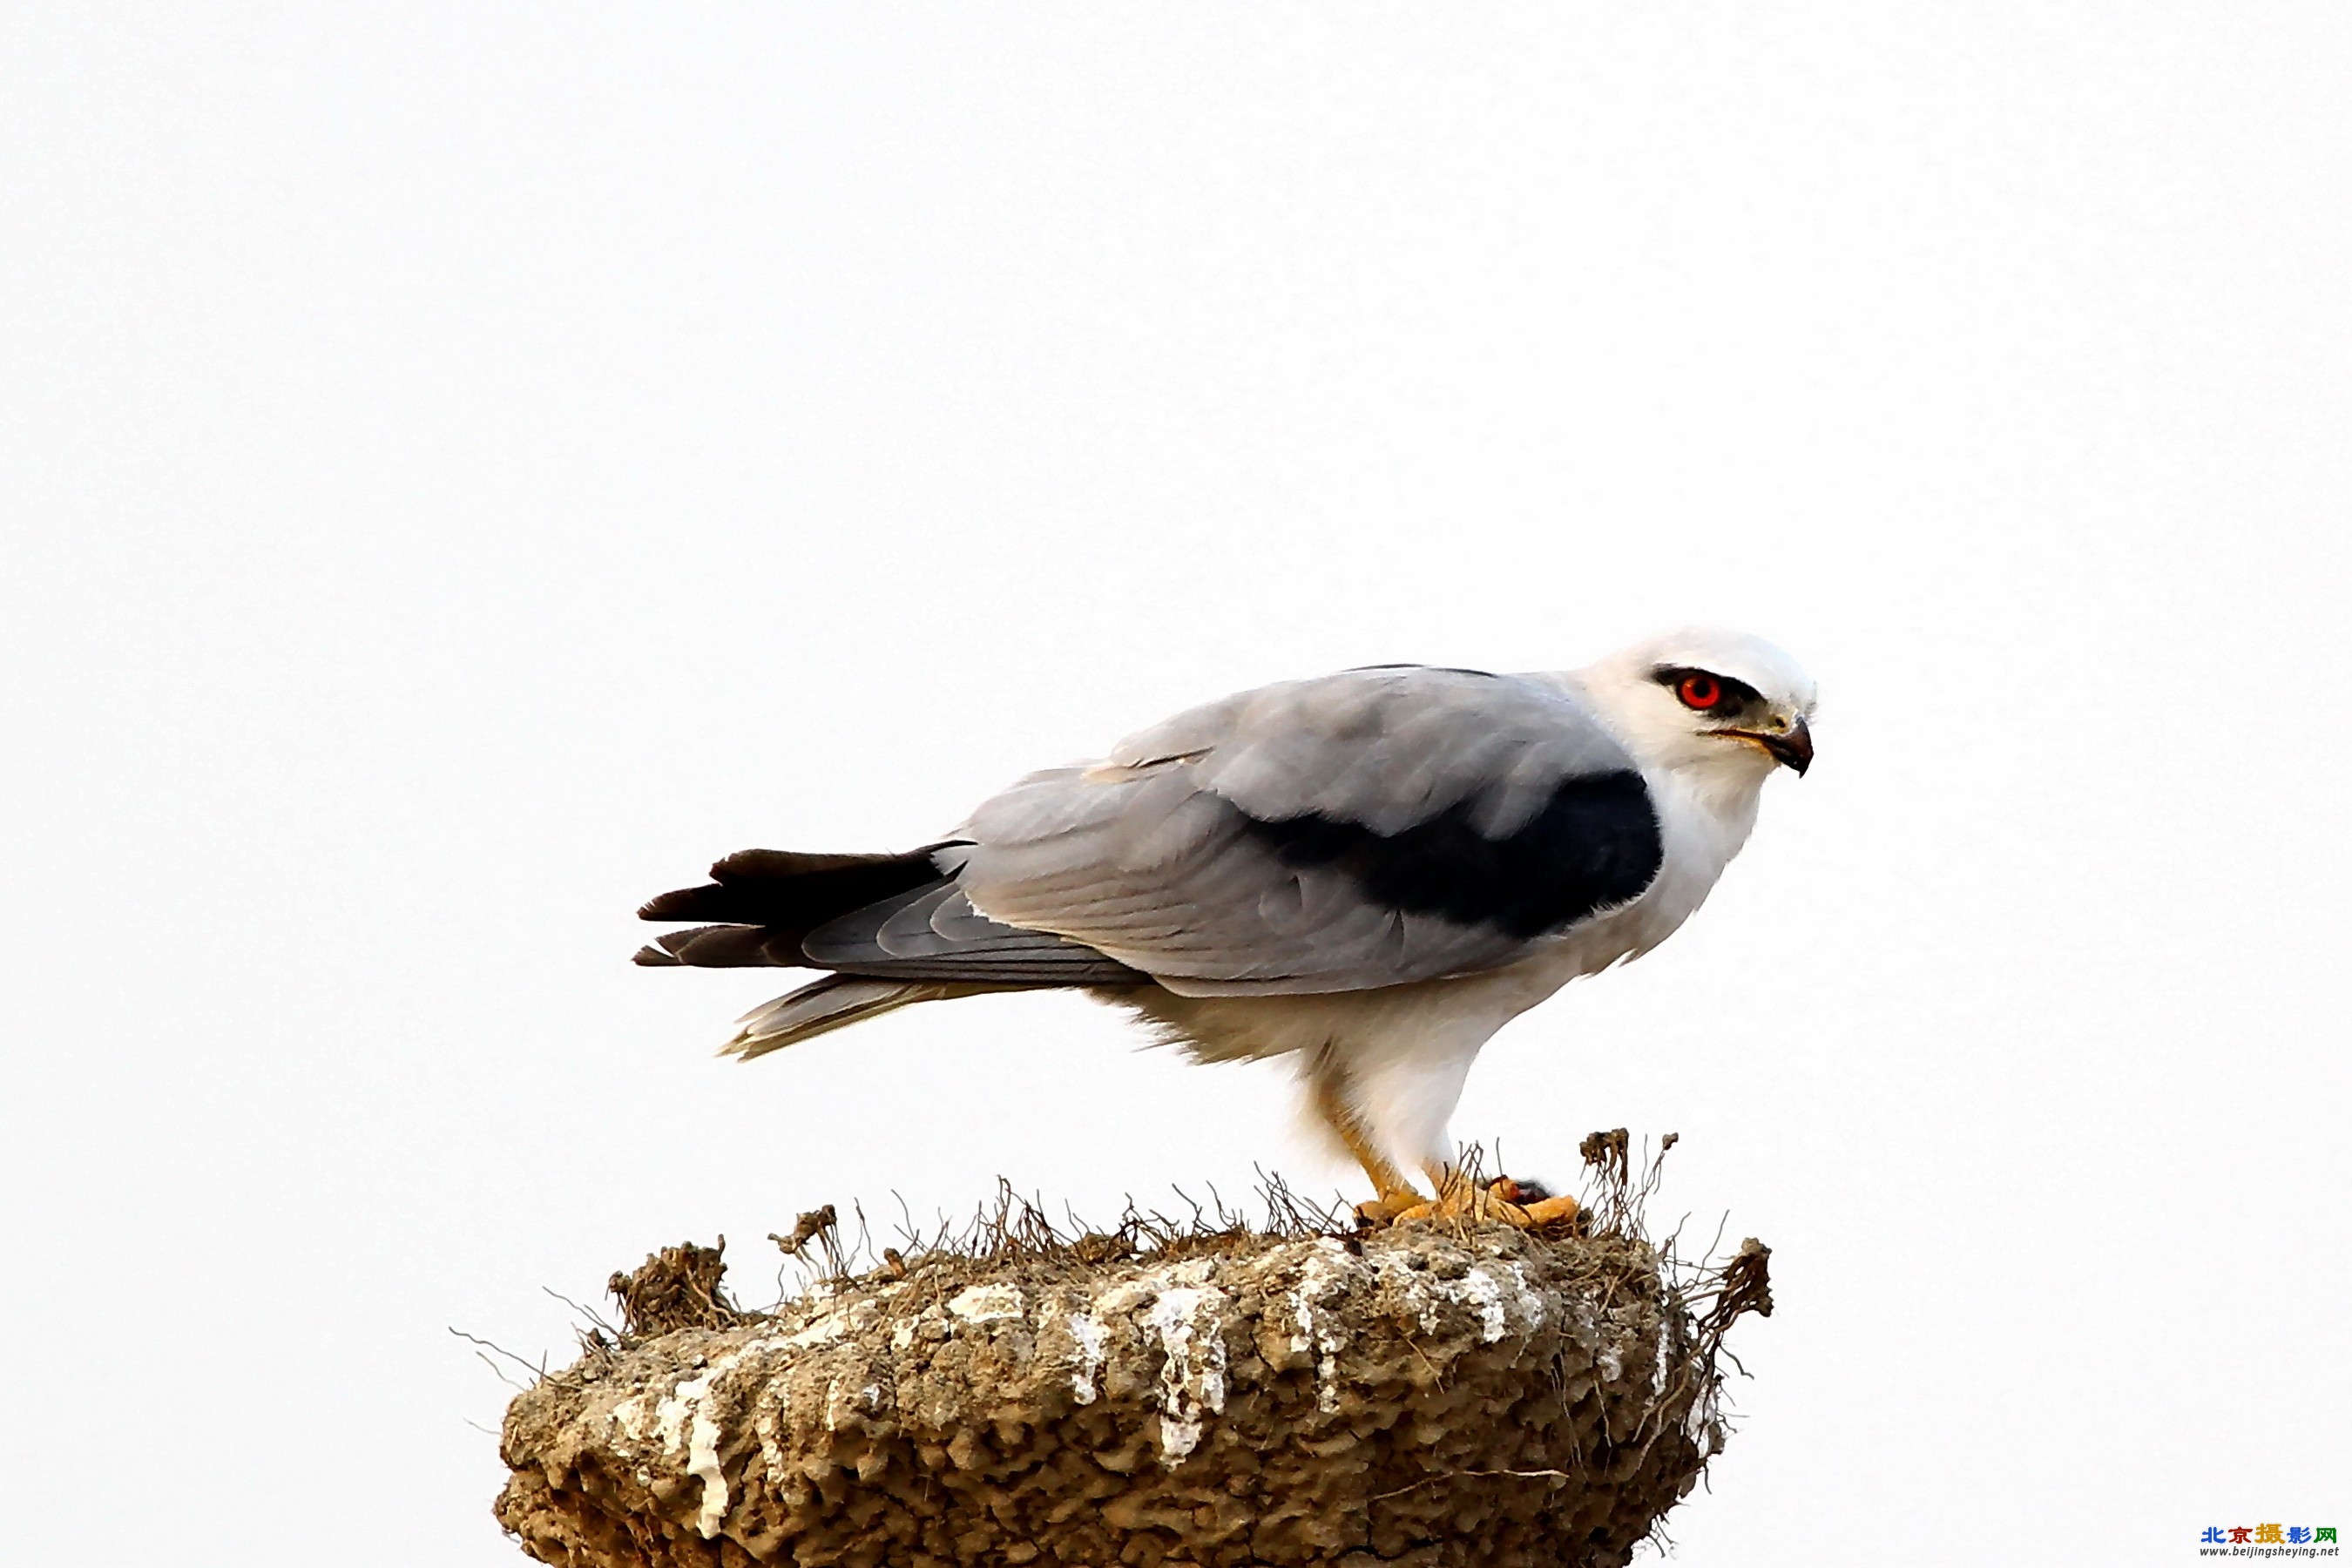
[1530,663,1769,863]
[1653,764,1765,875]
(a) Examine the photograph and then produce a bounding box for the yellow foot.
[1392,1177,1582,1230]
[1353,1191,1427,1227]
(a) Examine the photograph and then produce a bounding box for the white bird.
[637,627,1816,1225]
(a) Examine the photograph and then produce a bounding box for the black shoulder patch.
[1239,772,1663,939]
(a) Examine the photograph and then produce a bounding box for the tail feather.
[639,846,958,929]
[639,841,1134,1058]
[633,924,787,968]
[635,845,958,970]
[720,975,1002,1058]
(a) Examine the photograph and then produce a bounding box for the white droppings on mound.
[650,1348,752,1540]
[1286,1239,1360,1414]
[1064,1311,1106,1404]
[1145,1285,1230,1463]
[1457,1266,1509,1344]
[946,1283,1025,1323]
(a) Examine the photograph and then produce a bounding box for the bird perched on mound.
[638,628,1816,1225]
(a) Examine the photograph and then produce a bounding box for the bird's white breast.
[1502,761,1763,1002]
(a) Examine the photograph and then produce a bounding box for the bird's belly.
[1110,848,1720,1067]
[1518,853,1716,984]
[1114,959,1551,1066]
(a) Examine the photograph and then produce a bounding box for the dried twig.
[450,1327,548,1390]
[1371,1467,1577,1502]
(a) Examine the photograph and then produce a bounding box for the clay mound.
[495,1190,1769,1568]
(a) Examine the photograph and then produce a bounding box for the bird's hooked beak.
[1720,716,1813,775]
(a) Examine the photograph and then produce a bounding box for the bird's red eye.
[1677,674,1722,711]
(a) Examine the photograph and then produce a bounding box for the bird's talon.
[1517,1192,1584,1228]
[1378,1177,1583,1231]
[1354,1193,1423,1227]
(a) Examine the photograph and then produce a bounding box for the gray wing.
[944,666,1664,996]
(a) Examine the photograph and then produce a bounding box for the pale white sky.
[3,6,2346,1565]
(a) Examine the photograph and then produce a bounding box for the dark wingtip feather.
[636,845,956,928]
[638,884,722,922]
[634,923,801,969]
[632,943,682,967]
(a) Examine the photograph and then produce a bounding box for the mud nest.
[496,1146,1769,1568]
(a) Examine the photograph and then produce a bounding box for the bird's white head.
[1571,627,1819,805]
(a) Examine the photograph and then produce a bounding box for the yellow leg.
[1311,1078,1426,1220]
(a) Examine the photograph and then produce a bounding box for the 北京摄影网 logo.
[2199,1524,2337,1545]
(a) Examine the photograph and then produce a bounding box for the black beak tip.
[1763,726,1815,775]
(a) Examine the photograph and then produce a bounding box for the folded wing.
[950,666,1664,996]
